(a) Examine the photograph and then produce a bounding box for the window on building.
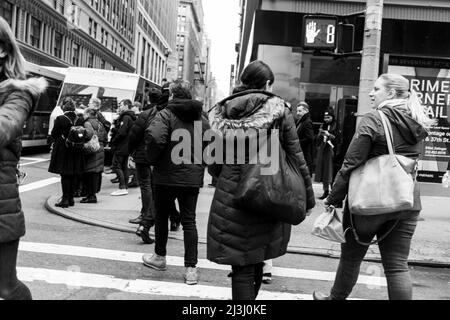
[101,59,105,69]
[88,52,94,68]
[0,1,13,26]
[72,43,80,66]
[30,17,41,48]
[53,0,65,14]
[54,32,63,59]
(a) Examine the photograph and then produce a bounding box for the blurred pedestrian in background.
[315,108,338,200]
[295,101,315,173]
[0,16,47,300]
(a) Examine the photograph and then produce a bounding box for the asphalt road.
[15,150,450,300]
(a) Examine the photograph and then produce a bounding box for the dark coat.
[206,91,316,266]
[296,113,314,171]
[314,121,338,185]
[327,103,429,225]
[128,108,158,164]
[0,77,47,243]
[146,99,209,188]
[110,110,136,156]
[48,112,86,175]
[83,117,105,173]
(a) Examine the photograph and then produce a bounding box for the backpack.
[66,125,88,150]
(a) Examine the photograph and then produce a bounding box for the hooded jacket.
[128,107,159,164]
[0,76,47,243]
[145,98,210,187]
[110,110,137,156]
[206,90,315,266]
[327,100,429,221]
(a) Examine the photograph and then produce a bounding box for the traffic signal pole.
[357,0,384,123]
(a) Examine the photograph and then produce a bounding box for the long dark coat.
[206,90,316,267]
[314,122,338,185]
[48,112,86,175]
[296,113,315,172]
[83,117,105,173]
[0,76,47,243]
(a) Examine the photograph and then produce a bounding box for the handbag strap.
[377,110,397,166]
[349,210,399,246]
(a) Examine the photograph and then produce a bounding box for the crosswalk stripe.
[19,177,60,193]
[19,242,387,287]
[18,267,365,300]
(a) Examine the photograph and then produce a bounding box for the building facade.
[237,0,450,183]
[135,0,179,84]
[0,0,136,71]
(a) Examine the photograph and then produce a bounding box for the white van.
[48,67,160,131]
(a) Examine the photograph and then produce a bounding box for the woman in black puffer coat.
[0,17,47,300]
[207,61,316,300]
[48,97,86,207]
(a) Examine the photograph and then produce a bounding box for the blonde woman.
[0,17,47,300]
[314,74,434,300]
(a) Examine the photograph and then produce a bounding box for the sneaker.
[184,267,198,285]
[262,273,272,284]
[110,189,128,196]
[142,254,167,271]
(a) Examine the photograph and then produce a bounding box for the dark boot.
[129,215,143,224]
[170,221,181,232]
[80,196,97,204]
[68,198,75,207]
[55,198,70,208]
[136,225,154,244]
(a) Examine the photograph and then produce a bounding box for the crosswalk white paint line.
[16,267,331,300]
[20,157,50,166]
[19,242,387,287]
[19,177,60,193]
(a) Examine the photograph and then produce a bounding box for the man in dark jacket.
[127,88,162,244]
[142,80,210,285]
[110,99,136,196]
[295,102,315,173]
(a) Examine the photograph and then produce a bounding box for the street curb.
[45,197,450,269]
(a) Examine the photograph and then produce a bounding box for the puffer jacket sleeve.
[0,91,34,148]
[83,120,95,140]
[146,109,171,165]
[281,108,315,210]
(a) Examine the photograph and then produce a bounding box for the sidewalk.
[45,173,450,267]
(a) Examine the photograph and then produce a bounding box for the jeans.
[136,163,156,227]
[330,212,419,300]
[112,154,129,189]
[231,263,264,300]
[154,185,199,267]
[0,240,32,300]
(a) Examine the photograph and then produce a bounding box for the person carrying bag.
[313,74,434,301]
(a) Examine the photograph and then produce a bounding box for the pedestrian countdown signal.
[302,15,338,50]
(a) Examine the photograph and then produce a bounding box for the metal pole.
[357,0,384,123]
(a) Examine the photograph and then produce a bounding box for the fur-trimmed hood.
[0,77,48,98]
[209,91,286,134]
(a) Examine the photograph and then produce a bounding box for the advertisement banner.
[388,55,450,183]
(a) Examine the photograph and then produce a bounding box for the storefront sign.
[388,55,450,183]
[302,15,338,50]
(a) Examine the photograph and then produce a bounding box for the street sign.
[302,15,338,50]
